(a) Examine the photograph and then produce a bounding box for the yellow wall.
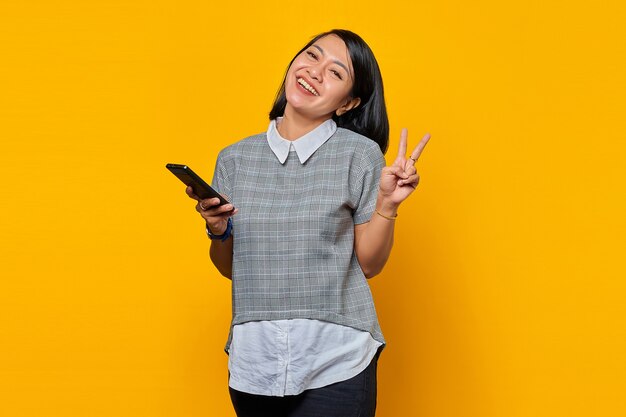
[1,1,624,416]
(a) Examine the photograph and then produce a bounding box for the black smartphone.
[166,163,230,206]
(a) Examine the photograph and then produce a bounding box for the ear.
[335,97,361,116]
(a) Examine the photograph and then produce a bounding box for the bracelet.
[375,209,398,220]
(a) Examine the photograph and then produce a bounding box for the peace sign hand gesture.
[378,129,431,207]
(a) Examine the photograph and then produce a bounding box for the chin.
[285,92,312,112]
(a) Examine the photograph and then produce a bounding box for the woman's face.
[284,34,360,120]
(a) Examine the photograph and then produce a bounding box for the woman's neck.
[277,107,331,141]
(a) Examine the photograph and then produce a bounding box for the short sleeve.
[210,149,233,199]
[352,144,385,224]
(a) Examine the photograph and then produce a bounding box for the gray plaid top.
[212,127,386,352]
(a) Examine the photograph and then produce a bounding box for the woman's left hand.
[378,129,431,206]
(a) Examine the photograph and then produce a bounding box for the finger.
[196,202,210,213]
[198,199,220,211]
[186,186,200,201]
[203,202,235,214]
[206,209,238,227]
[404,165,417,177]
[217,203,234,214]
[199,197,223,209]
[383,165,409,179]
[402,162,418,175]
[393,155,406,168]
[409,132,431,162]
[220,207,238,218]
[396,128,408,160]
[198,205,235,222]
[201,194,232,208]
[398,173,420,187]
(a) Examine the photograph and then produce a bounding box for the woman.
[186,29,430,417]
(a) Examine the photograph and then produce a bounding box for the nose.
[307,65,322,82]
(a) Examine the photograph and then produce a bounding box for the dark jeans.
[229,353,379,417]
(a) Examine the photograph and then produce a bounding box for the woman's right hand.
[185,186,238,235]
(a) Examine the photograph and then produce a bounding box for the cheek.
[284,62,304,88]
[327,83,353,104]
[288,56,307,74]
[283,68,297,91]
[284,76,298,98]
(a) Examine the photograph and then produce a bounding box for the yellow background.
[1,0,624,416]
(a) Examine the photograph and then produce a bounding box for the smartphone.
[166,163,230,206]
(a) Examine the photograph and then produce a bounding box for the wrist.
[206,221,226,235]
[376,198,400,218]
[206,218,233,241]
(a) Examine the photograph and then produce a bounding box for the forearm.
[355,198,399,278]
[209,236,234,279]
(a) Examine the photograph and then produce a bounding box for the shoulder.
[217,132,267,162]
[331,128,384,167]
[332,128,381,152]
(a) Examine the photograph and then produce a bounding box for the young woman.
[186,29,430,417]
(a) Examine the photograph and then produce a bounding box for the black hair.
[269,29,389,154]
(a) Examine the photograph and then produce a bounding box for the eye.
[331,70,343,80]
[306,51,318,60]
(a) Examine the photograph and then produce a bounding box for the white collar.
[266,117,337,164]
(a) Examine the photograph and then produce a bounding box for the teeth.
[297,78,319,96]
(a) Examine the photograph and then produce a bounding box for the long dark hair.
[269,29,389,154]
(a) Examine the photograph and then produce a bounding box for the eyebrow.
[312,44,351,78]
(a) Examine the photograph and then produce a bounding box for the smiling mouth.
[297,77,319,96]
